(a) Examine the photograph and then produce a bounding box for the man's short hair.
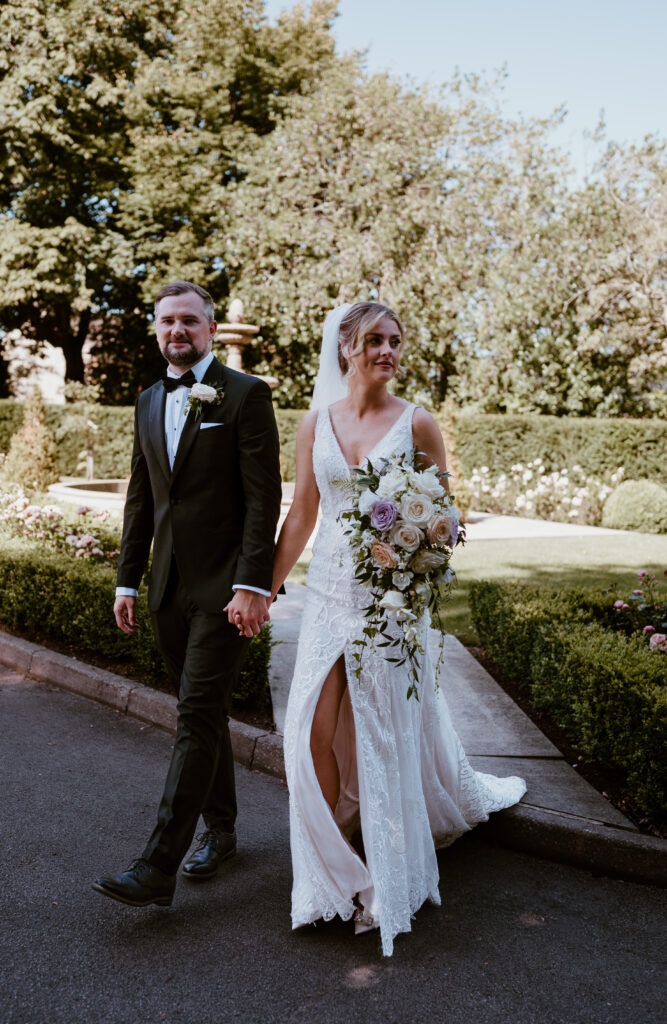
[154,281,215,323]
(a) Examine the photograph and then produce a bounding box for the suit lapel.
[148,384,171,483]
[170,358,227,483]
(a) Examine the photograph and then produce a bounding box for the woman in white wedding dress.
[270,303,525,956]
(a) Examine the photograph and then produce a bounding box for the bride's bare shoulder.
[296,409,319,442]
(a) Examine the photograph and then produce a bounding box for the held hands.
[224,589,271,638]
[114,595,138,635]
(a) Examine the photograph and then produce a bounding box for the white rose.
[408,466,445,499]
[400,492,435,527]
[190,382,218,402]
[390,521,424,552]
[379,590,417,623]
[391,570,413,590]
[410,550,446,574]
[377,467,408,499]
[358,488,378,516]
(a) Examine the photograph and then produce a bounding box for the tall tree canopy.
[0,0,664,415]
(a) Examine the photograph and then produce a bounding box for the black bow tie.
[162,369,196,393]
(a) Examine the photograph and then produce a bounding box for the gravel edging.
[2,628,665,888]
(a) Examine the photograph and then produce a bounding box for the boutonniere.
[184,381,225,420]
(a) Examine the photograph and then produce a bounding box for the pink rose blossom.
[643,625,655,634]
[648,633,666,652]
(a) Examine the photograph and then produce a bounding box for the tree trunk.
[60,309,91,382]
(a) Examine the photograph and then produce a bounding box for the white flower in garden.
[400,491,435,527]
[390,522,424,552]
[377,467,408,499]
[480,465,489,474]
[358,488,377,516]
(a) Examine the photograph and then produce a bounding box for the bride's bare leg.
[310,656,347,813]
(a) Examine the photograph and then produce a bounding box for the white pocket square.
[199,421,224,430]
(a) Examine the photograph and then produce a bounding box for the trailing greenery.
[0,399,302,482]
[602,479,667,534]
[446,412,667,487]
[0,535,272,706]
[468,580,667,822]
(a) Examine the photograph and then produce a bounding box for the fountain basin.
[48,479,128,517]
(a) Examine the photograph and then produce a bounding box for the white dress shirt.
[116,352,270,602]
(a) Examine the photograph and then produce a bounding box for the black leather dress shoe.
[92,858,176,907]
[182,829,236,880]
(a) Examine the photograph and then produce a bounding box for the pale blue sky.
[263,0,666,177]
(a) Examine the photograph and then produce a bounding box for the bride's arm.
[270,410,320,600]
[412,408,450,492]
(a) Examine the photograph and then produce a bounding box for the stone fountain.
[216,299,278,389]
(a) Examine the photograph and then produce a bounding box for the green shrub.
[0,535,272,707]
[468,580,614,683]
[531,623,667,819]
[444,412,667,487]
[468,580,667,822]
[601,479,667,534]
[0,398,303,482]
[2,389,59,491]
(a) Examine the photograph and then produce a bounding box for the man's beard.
[166,340,198,366]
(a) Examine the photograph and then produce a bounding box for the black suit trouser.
[142,562,249,875]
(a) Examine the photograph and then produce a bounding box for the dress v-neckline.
[326,402,412,470]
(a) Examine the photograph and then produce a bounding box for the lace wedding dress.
[283,402,526,956]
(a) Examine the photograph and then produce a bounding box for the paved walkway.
[3,675,664,1024]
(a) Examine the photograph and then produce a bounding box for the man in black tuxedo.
[93,281,282,907]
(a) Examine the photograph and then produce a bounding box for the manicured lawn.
[288,532,667,646]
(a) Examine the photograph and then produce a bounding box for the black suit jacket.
[117,357,282,613]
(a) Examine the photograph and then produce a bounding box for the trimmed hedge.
[445,412,667,487]
[468,580,667,822]
[0,535,272,706]
[0,399,303,482]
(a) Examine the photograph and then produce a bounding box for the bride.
[270,302,526,956]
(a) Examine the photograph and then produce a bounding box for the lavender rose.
[370,499,399,531]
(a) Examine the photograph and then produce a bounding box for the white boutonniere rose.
[185,381,225,420]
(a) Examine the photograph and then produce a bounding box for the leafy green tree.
[0,0,339,398]
[0,0,176,382]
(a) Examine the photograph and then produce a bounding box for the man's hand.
[114,595,138,635]
[224,590,270,638]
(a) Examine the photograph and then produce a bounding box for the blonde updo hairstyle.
[337,302,405,376]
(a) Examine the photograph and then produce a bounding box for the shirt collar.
[166,351,215,382]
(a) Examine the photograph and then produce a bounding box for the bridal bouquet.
[338,450,465,699]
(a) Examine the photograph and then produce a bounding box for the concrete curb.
[2,629,664,887]
[0,630,284,781]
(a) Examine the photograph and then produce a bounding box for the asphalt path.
[1,676,664,1024]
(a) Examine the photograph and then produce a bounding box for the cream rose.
[427,512,458,548]
[391,570,413,590]
[369,540,399,569]
[390,521,424,552]
[410,550,446,574]
[189,382,218,402]
[400,491,435,527]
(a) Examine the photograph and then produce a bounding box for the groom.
[93,281,282,907]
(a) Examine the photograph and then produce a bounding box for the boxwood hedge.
[0,535,272,707]
[468,580,667,822]
[445,412,667,486]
